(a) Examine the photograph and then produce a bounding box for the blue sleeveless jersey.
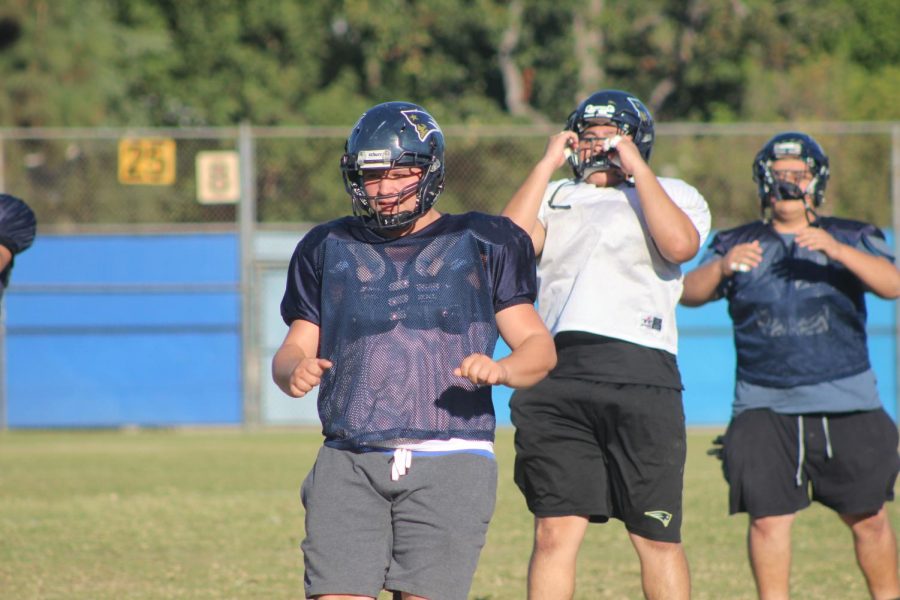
[709,217,888,388]
[281,213,537,449]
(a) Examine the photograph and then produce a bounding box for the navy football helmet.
[341,101,445,230]
[753,131,830,211]
[564,89,655,179]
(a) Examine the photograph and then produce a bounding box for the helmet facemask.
[343,149,443,231]
[565,90,654,181]
[567,122,627,179]
[767,168,822,203]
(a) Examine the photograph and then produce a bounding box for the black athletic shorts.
[722,408,900,517]
[511,377,686,543]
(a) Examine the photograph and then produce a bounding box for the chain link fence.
[2,123,897,231]
[1,122,898,426]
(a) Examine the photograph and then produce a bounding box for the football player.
[681,132,900,600]
[504,90,710,600]
[273,101,556,600]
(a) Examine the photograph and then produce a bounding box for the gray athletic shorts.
[300,445,498,600]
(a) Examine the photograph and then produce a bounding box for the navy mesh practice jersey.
[0,194,37,294]
[280,212,537,449]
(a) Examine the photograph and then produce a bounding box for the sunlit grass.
[0,428,895,599]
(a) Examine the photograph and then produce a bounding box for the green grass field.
[1,427,896,599]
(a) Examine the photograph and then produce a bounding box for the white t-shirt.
[536,177,711,355]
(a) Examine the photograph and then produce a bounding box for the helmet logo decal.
[626,97,649,120]
[773,140,803,158]
[401,109,442,142]
[582,103,615,119]
[356,149,393,169]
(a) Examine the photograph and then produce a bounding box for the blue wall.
[5,233,242,427]
[4,232,896,428]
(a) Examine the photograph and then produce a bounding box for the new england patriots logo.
[401,109,442,142]
[644,510,673,527]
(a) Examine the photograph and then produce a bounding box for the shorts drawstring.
[795,416,805,487]
[795,415,834,487]
[391,448,412,481]
[822,416,833,459]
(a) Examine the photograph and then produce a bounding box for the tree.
[0,0,168,126]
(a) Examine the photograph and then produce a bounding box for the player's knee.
[630,533,685,557]
[533,517,586,555]
[750,513,795,537]
[845,506,892,538]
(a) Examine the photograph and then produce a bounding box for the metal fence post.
[0,136,6,431]
[239,122,260,427]
[892,124,900,425]
[0,297,6,432]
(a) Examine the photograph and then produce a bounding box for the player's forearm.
[632,166,700,264]
[680,260,724,306]
[497,331,557,388]
[501,158,556,236]
[834,245,900,299]
[272,344,308,393]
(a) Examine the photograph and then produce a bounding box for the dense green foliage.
[0,1,897,229]
[2,0,899,126]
